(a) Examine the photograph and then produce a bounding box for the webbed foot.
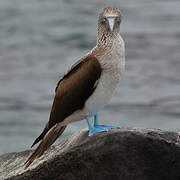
[88,127,108,136]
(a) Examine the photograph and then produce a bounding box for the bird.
[24,7,125,168]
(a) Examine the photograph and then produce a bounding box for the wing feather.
[31,56,102,147]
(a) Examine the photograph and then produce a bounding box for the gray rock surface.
[1,128,180,180]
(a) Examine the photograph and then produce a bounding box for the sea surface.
[0,0,180,154]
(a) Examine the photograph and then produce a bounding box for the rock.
[1,128,180,180]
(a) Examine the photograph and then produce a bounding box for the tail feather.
[31,122,53,148]
[31,129,48,148]
[25,125,66,169]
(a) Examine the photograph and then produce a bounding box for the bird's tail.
[24,124,66,169]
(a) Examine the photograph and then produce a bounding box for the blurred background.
[0,0,180,155]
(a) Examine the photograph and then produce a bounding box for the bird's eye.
[116,17,121,24]
[101,18,107,24]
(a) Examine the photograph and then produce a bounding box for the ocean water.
[0,0,180,154]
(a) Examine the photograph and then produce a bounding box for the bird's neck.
[97,31,120,50]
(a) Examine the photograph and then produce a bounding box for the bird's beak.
[107,17,115,31]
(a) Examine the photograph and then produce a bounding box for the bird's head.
[97,7,122,47]
[98,7,122,35]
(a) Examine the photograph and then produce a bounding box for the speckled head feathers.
[100,7,121,18]
[97,7,122,46]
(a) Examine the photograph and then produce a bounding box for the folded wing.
[25,56,102,168]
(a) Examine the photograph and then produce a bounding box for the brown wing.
[55,58,83,93]
[31,56,102,147]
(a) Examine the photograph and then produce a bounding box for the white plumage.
[85,34,125,115]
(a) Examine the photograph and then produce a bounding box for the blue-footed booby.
[25,7,125,168]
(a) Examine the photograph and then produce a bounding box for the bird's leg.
[86,116,94,130]
[94,113,119,129]
[86,116,108,136]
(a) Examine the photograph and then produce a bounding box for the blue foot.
[88,127,108,136]
[94,124,119,129]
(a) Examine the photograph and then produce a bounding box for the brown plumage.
[24,56,102,168]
